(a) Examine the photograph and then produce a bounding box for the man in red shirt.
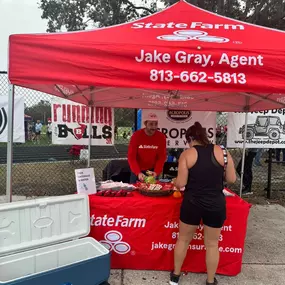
[128,113,167,183]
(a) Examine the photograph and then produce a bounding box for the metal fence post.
[266,149,272,199]
[87,106,92,168]
[239,111,248,197]
[6,84,15,203]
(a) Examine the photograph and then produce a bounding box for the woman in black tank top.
[169,122,236,285]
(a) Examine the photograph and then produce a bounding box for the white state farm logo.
[157,30,229,43]
[139,145,158,149]
[100,231,131,255]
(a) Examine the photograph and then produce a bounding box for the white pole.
[239,111,248,197]
[6,84,15,203]
[87,106,92,167]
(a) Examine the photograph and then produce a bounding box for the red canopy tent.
[6,0,285,201]
[8,0,285,112]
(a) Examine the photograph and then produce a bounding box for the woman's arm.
[174,151,189,189]
[225,152,236,184]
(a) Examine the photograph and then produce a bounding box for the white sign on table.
[141,109,216,148]
[75,168,97,195]
[227,109,285,148]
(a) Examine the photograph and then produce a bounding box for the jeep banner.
[52,98,114,145]
[141,109,216,148]
[0,96,25,143]
[227,109,285,148]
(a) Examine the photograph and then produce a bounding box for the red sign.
[89,191,251,276]
[53,104,112,126]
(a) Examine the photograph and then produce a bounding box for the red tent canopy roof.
[8,0,285,111]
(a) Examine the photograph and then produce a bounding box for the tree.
[39,0,285,33]
[114,108,134,127]
[25,100,51,123]
[39,0,157,32]
[38,0,285,129]
[161,0,285,30]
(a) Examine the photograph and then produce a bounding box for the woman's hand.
[172,178,181,191]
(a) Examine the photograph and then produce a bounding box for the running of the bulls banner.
[51,98,114,145]
[88,191,251,276]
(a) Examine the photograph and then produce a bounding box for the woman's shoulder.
[213,144,226,165]
[213,144,224,152]
[182,147,198,159]
[182,148,198,168]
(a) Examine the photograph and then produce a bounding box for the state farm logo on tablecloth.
[90,214,147,228]
[100,231,131,255]
[157,30,230,43]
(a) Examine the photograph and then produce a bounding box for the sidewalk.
[108,204,285,285]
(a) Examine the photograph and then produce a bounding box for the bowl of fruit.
[137,172,174,197]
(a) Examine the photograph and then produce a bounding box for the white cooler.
[0,194,110,285]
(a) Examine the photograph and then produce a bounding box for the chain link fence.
[0,71,133,198]
[1,71,284,201]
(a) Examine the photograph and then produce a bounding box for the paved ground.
[107,204,285,285]
[1,197,285,284]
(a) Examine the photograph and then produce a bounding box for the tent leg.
[6,84,15,203]
[87,106,92,168]
[239,112,248,197]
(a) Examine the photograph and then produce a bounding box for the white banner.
[227,109,285,148]
[52,98,114,145]
[141,109,216,148]
[0,96,25,143]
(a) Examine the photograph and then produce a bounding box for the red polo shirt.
[128,129,167,176]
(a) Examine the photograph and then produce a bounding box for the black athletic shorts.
[180,197,226,228]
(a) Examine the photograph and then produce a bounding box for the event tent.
[8,0,285,112]
[6,0,285,201]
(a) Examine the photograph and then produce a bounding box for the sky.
[0,0,163,71]
[0,0,162,105]
[0,0,48,70]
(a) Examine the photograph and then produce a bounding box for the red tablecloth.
[89,190,251,276]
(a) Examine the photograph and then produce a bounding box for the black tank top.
[185,144,225,211]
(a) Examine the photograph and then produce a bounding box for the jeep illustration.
[239,116,285,140]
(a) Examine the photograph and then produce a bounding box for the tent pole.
[6,84,15,203]
[239,111,248,197]
[87,106,92,168]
